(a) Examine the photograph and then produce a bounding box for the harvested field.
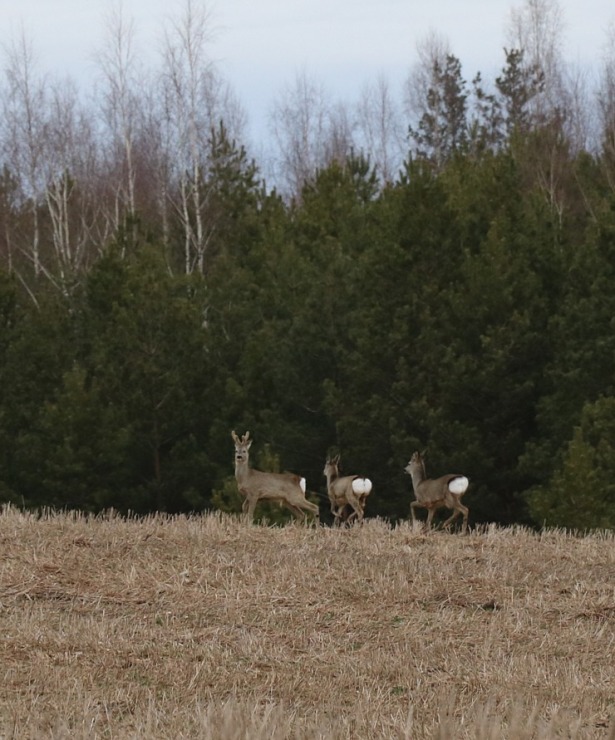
[0,506,614,738]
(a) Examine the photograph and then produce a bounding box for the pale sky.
[1,0,613,147]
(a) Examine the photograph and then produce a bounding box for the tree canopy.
[1,6,615,529]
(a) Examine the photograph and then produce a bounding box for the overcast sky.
[1,0,613,147]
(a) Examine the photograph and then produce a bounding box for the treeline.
[1,2,615,527]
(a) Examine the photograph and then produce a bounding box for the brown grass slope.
[0,507,614,739]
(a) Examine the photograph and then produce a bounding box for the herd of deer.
[232,431,470,533]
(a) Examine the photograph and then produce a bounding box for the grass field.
[0,506,614,738]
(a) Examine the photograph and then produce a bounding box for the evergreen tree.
[409,54,469,169]
[0,287,78,507]
[495,48,545,138]
[0,271,18,502]
[3,243,214,513]
[75,244,213,512]
[528,397,615,529]
[522,204,615,489]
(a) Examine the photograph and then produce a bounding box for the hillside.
[0,508,613,738]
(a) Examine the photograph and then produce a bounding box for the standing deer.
[405,450,469,533]
[231,431,319,523]
[323,454,373,526]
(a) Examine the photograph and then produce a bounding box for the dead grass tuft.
[0,507,614,738]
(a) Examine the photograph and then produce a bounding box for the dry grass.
[0,507,614,739]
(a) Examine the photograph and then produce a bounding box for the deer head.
[405,450,427,478]
[232,430,252,464]
[323,454,341,477]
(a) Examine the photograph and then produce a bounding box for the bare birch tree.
[162,0,212,274]
[270,70,332,199]
[597,23,615,192]
[139,83,175,252]
[507,0,588,222]
[1,28,47,279]
[325,100,355,166]
[160,0,243,273]
[43,79,101,287]
[403,31,452,129]
[503,0,593,156]
[357,75,404,184]
[2,31,101,294]
[507,0,564,117]
[95,4,141,242]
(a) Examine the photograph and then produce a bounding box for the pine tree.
[409,54,469,169]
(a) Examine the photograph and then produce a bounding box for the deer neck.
[325,467,339,489]
[409,465,425,490]
[234,458,251,485]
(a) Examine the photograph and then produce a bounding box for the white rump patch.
[449,476,469,495]
[352,478,373,495]
[300,478,306,494]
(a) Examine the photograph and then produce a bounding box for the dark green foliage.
[495,48,545,137]
[0,287,80,506]
[76,246,215,513]
[528,397,615,529]
[0,246,215,513]
[409,54,469,169]
[2,87,615,530]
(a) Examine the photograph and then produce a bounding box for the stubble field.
[0,506,614,739]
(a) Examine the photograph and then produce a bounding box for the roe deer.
[405,450,469,533]
[231,431,319,523]
[323,454,373,526]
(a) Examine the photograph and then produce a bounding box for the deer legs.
[242,494,258,521]
[283,501,307,522]
[441,500,469,534]
[411,499,468,533]
[332,492,364,526]
[241,491,318,524]
[411,500,429,530]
